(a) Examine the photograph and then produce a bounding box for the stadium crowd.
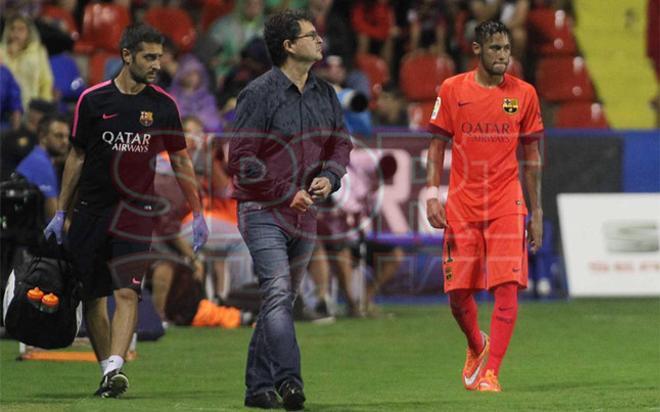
[0,0,655,328]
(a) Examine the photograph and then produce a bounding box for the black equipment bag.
[2,251,82,349]
[0,173,44,245]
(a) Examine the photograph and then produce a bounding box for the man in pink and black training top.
[44,24,208,398]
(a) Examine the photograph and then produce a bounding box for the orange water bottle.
[27,287,44,309]
[41,293,60,313]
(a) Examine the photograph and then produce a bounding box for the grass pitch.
[1,298,659,411]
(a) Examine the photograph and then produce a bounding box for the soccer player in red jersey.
[426,20,544,392]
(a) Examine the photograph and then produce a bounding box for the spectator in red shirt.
[350,0,400,74]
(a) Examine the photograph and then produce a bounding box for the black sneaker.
[93,377,110,397]
[244,390,281,409]
[94,370,129,398]
[279,381,305,411]
[314,299,330,317]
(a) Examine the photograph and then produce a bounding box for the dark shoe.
[314,298,331,317]
[346,303,365,318]
[244,391,281,409]
[94,370,129,398]
[294,297,335,324]
[279,381,305,411]
[93,378,109,397]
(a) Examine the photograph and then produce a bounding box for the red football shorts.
[442,214,528,292]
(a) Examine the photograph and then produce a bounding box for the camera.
[337,88,369,113]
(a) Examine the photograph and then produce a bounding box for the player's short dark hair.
[37,114,69,137]
[474,20,511,45]
[119,24,163,56]
[28,99,57,115]
[264,9,313,67]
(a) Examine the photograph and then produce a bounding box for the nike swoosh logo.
[102,113,118,120]
[131,278,141,285]
[464,364,481,386]
[458,102,471,107]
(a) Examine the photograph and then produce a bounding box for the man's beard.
[129,67,153,85]
[481,55,508,76]
[46,145,68,164]
[46,146,63,158]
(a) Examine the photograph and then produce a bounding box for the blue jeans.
[238,202,316,397]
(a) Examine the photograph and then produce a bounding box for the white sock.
[103,355,124,376]
[100,359,109,376]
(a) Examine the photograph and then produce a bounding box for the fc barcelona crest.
[140,111,154,127]
[502,98,518,115]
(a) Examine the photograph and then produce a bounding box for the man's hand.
[44,210,66,244]
[426,198,447,229]
[308,177,332,201]
[527,211,543,254]
[192,212,209,253]
[289,190,314,213]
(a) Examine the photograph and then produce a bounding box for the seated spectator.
[200,0,265,90]
[169,54,222,132]
[156,37,179,90]
[150,116,253,322]
[179,117,254,302]
[40,0,80,39]
[15,114,70,220]
[0,64,23,131]
[334,149,404,316]
[451,1,498,66]
[310,201,363,317]
[308,0,355,67]
[0,15,54,110]
[316,55,373,137]
[350,0,400,74]
[372,83,408,127]
[150,116,207,323]
[499,0,530,60]
[1,99,57,180]
[152,254,253,329]
[217,36,271,127]
[407,0,449,55]
[150,149,204,325]
[319,53,371,97]
[149,203,252,329]
[49,52,86,110]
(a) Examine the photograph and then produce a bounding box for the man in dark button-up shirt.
[227,46,352,225]
[227,9,352,412]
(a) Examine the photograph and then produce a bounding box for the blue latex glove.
[192,212,209,253]
[44,210,66,244]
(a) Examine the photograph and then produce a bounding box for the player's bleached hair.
[474,20,511,45]
[264,9,313,67]
[119,24,163,58]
